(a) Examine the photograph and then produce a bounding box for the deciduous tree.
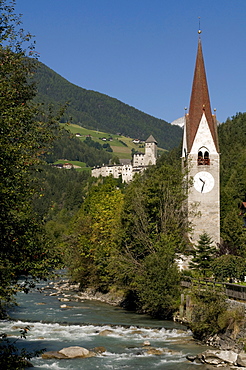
[65,177,124,291]
[0,0,60,313]
[212,254,246,282]
[114,161,187,317]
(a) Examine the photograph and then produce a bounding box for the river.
[0,275,209,369]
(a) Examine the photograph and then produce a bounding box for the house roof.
[186,38,219,152]
[119,159,131,165]
[146,135,157,144]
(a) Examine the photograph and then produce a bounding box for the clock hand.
[199,178,205,183]
[201,182,205,193]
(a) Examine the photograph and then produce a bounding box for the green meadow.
[63,123,145,158]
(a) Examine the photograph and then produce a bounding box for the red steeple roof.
[186,38,219,152]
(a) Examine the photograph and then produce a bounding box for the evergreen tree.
[219,112,246,256]
[189,232,217,277]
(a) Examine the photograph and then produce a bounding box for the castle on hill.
[91,135,157,183]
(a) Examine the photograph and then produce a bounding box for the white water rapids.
[0,276,208,369]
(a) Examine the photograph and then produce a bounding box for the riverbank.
[39,277,246,369]
[175,294,246,351]
[41,278,125,306]
[3,277,210,370]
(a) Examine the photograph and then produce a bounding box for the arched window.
[198,151,203,165]
[204,151,210,165]
[197,148,210,165]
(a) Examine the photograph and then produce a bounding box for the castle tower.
[182,35,220,246]
[132,135,157,167]
[144,135,157,166]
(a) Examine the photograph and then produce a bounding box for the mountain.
[34,62,182,150]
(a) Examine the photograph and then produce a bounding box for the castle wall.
[92,136,157,183]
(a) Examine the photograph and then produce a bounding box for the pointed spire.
[146,135,157,143]
[186,38,219,152]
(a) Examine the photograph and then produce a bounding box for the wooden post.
[179,293,184,317]
[186,295,192,321]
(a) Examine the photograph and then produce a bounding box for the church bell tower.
[182,33,220,246]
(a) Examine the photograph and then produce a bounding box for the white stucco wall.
[184,113,220,246]
[91,137,157,183]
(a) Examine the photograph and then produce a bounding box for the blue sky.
[16,0,246,124]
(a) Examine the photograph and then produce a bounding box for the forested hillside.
[219,112,246,253]
[45,128,112,166]
[34,62,182,150]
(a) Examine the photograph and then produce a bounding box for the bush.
[188,285,227,340]
[132,241,181,319]
[212,254,246,282]
[217,307,245,338]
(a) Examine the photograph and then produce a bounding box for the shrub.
[188,285,227,340]
[212,254,246,282]
[217,307,245,339]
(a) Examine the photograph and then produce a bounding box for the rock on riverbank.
[187,349,246,368]
[41,279,125,306]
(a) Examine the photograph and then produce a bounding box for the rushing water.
[0,276,209,369]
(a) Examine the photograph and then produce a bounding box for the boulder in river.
[42,346,95,359]
[145,347,182,356]
[59,346,92,358]
[42,351,67,359]
[146,348,163,355]
[91,346,106,354]
[98,329,114,336]
[60,304,73,309]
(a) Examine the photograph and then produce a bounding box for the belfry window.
[198,151,203,165]
[197,148,210,165]
[204,151,210,165]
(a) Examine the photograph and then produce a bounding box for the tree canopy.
[219,112,246,256]
[61,153,188,318]
[0,0,61,313]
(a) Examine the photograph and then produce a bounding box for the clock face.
[193,171,215,193]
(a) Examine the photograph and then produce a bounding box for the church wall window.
[198,151,203,165]
[197,147,210,165]
[204,151,210,165]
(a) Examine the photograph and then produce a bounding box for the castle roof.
[186,38,219,152]
[146,135,157,143]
